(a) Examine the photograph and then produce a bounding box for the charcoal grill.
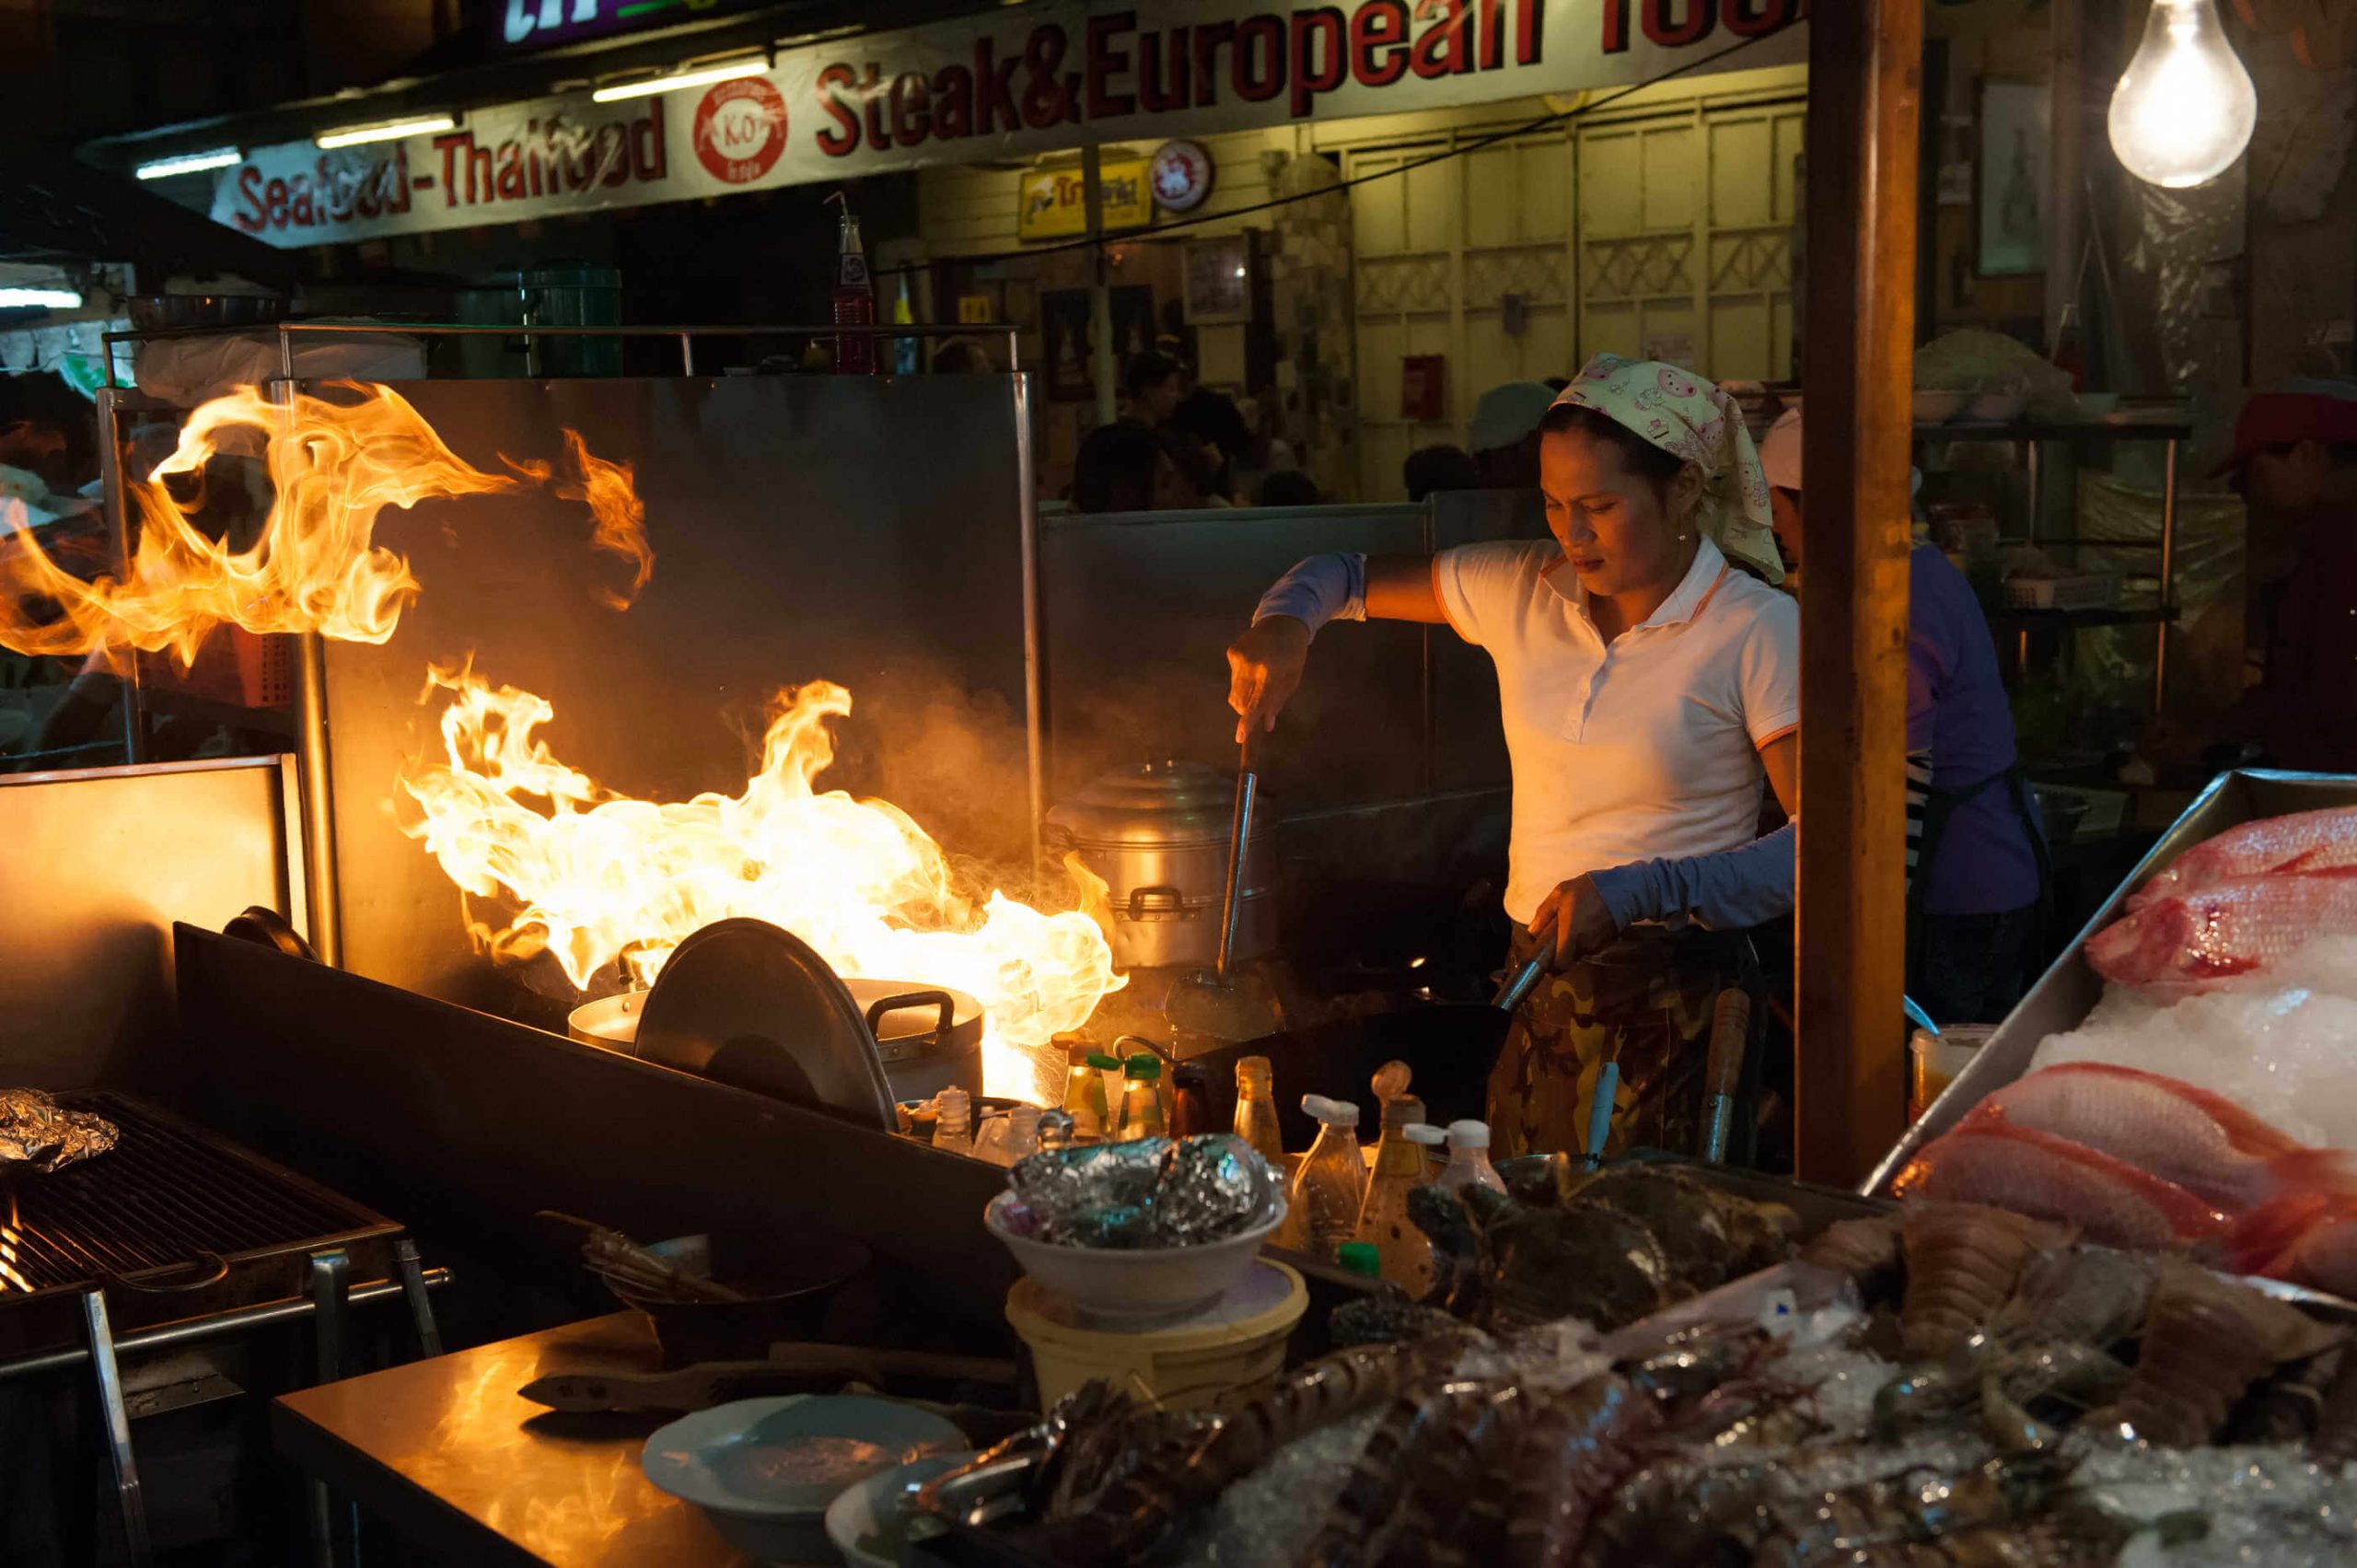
[0,1091,446,1565]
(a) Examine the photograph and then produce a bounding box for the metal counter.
[1866,769,2357,1193]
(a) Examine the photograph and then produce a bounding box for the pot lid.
[633,919,895,1128]
[1044,759,1272,845]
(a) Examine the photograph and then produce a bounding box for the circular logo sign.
[693,77,787,185]
[1149,140,1213,214]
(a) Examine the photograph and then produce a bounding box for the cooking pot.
[1043,760,1277,971]
[569,978,984,1103]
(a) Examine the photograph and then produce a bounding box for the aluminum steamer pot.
[1042,760,1276,970]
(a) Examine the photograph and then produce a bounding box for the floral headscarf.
[1548,354,1782,585]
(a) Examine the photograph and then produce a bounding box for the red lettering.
[1643,0,1714,46]
[890,71,932,142]
[631,101,665,179]
[1352,0,1410,85]
[1086,13,1137,119]
[349,163,375,221]
[433,134,467,205]
[595,124,626,187]
[232,166,267,233]
[1139,26,1189,110]
[817,63,861,155]
[1290,8,1346,115]
[1722,0,1793,36]
[291,174,316,225]
[1517,0,1543,62]
[1192,20,1234,107]
[1235,16,1283,101]
[973,38,1022,134]
[1019,25,1072,129]
[862,64,893,148]
[1411,0,1472,77]
[264,177,289,229]
[527,122,544,197]
[322,157,354,223]
[932,64,974,137]
[1475,0,1503,68]
[1602,0,1629,52]
[495,144,527,200]
[387,146,412,214]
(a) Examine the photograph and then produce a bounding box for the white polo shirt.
[1433,536,1799,923]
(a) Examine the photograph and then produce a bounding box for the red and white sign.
[214,0,1807,247]
[1148,139,1213,213]
[692,77,789,184]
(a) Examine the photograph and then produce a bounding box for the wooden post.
[1796,0,1922,1186]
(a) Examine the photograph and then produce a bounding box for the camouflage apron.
[1484,924,1746,1160]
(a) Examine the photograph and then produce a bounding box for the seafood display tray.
[1867,770,2357,1194]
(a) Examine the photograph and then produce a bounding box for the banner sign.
[215,0,1807,248]
[1017,155,1152,240]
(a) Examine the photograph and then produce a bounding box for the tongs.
[1166,730,1269,1042]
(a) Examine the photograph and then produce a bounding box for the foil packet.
[0,1090,118,1175]
[1005,1133,1279,1249]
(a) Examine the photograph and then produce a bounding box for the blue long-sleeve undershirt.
[1585,821,1796,933]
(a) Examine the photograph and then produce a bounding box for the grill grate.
[1,1093,379,1295]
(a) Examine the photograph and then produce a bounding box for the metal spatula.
[1166,732,1269,1042]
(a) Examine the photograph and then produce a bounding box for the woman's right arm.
[1225,554,1443,741]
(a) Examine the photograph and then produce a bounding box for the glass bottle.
[1003,1103,1041,1164]
[1437,1119,1505,1195]
[1062,1044,1110,1142]
[1233,1055,1285,1168]
[1118,1054,1167,1141]
[1285,1096,1366,1263]
[1170,1062,1213,1138]
[933,1086,974,1158]
[1354,1094,1434,1296]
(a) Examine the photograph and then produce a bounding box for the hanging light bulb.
[2107,0,2258,189]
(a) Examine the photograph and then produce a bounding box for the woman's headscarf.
[1547,354,1782,585]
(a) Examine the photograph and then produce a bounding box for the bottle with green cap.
[1336,1241,1381,1280]
[1118,1052,1167,1141]
[1062,1044,1114,1142]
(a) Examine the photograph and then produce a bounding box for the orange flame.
[399,665,1120,1100]
[0,1193,28,1295]
[0,382,651,666]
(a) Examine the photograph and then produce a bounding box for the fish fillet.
[1962,1063,2344,1210]
[1892,1122,2226,1249]
[2128,806,2357,910]
[2084,872,2357,991]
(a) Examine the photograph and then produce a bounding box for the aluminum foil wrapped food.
[0,1089,118,1174]
[1004,1133,1279,1249]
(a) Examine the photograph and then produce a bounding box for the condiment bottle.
[1404,1121,1447,1181]
[827,191,877,375]
[1232,1055,1285,1167]
[1336,1242,1382,1281]
[1285,1096,1367,1262]
[1062,1044,1110,1142]
[933,1086,974,1157]
[1003,1103,1041,1164]
[1170,1062,1213,1138]
[1437,1119,1505,1194]
[1354,1094,1434,1296]
[1118,1054,1167,1141]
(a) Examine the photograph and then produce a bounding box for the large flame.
[0,382,651,665]
[399,664,1120,1100]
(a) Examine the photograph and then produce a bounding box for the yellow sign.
[1017,158,1152,242]
[957,295,993,324]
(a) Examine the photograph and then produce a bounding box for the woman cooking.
[1226,356,1798,1158]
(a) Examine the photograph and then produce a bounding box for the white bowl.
[1912,387,1968,423]
[1967,389,2028,422]
[983,1190,1287,1322]
[641,1395,964,1564]
[825,1451,972,1568]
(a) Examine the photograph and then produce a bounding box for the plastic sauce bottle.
[1404,1121,1448,1181]
[1118,1054,1167,1141]
[1233,1055,1285,1167]
[1286,1096,1367,1263]
[828,191,877,376]
[932,1086,974,1158]
[1170,1062,1213,1138]
[1437,1119,1506,1195]
[1354,1095,1434,1296]
[1062,1044,1110,1142]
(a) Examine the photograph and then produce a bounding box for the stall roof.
[0,144,299,290]
[79,0,1004,175]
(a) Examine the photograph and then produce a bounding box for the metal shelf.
[1911,410,2193,442]
[1991,605,2178,627]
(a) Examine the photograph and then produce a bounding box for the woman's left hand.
[1529,874,1620,968]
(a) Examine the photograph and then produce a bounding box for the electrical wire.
[877,17,1802,281]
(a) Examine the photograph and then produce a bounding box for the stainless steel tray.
[1865,769,2357,1194]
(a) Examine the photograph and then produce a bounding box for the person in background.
[1073,420,1202,514]
[1404,444,1480,502]
[1259,469,1322,507]
[2214,379,2357,772]
[1122,352,1185,427]
[0,371,95,494]
[1466,381,1558,490]
[930,340,992,374]
[1169,367,1252,502]
[1755,409,2047,1023]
